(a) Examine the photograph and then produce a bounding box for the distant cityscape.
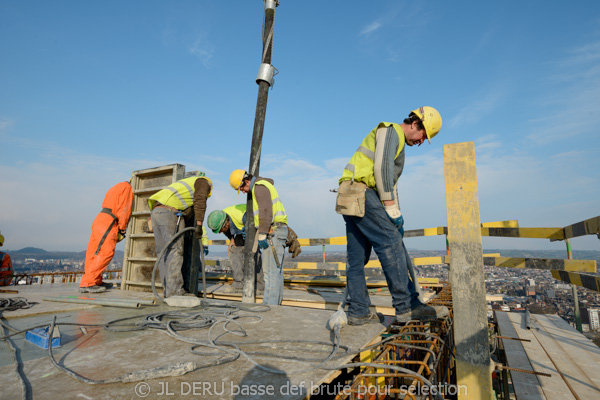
[6,246,600,344]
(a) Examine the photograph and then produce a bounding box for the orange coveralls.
[0,252,14,286]
[80,182,133,288]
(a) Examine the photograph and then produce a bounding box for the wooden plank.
[444,142,492,399]
[505,312,576,399]
[530,314,600,397]
[495,312,546,400]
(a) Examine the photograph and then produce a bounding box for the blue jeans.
[261,225,287,305]
[343,188,420,317]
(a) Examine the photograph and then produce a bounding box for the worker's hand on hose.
[384,205,404,237]
[195,225,204,239]
[257,233,269,250]
[203,247,209,256]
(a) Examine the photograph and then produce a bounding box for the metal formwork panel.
[122,164,185,291]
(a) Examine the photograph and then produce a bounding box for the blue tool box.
[25,326,61,349]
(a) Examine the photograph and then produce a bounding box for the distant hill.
[12,247,50,254]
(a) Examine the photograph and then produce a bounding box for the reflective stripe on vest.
[223,204,247,230]
[252,180,287,228]
[339,122,405,188]
[148,176,213,211]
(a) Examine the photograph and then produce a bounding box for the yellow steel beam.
[480,227,564,240]
[483,257,596,273]
[551,270,600,292]
[561,216,600,240]
[481,220,519,228]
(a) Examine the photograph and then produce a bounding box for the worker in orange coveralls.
[79,181,133,293]
[0,231,14,286]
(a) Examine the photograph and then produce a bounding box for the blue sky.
[1,1,599,253]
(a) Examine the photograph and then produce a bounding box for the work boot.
[348,311,383,326]
[99,282,114,289]
[79,285,107,293]
[395,304,450,324]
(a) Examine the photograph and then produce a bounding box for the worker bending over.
[80,181,132,293]
[229,170,287,305]
[337,106,449,325]
[207,204,264,294]
[149,172,211,298]
[0,231,14,286]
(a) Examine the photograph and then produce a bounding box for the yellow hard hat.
[0,232,4,247]
[229,169,247,193]
[411,106,442,143]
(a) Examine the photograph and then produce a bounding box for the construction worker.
[337,107,450,325]
[206,205,264,294]
[80,181,133,293]
[0,231,14,286]
[229,170,287,305]
[148,172,211,298]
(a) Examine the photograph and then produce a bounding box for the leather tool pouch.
[285,226,302,258]
[335,180,367,217]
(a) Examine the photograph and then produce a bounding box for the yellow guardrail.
[205,217,599,273]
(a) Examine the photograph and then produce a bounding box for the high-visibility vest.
[252,180,287,228]
[223,204,246,230]
[0,252,14,286]
[148,176,212,211]
[339,122,405,188]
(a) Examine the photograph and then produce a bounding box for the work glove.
[384,205,404,237]
[117,230,126,242]
[257,233,269,250]
[195,225,204,239]
[203,247,209,256]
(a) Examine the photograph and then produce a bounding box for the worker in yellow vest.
[337,107,449,325]
[148,172,211,298]
[229,170,287,305]
[206,204,264,294]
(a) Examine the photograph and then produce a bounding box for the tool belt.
[155,203,179,212]
[96,208,119,255]
[335,180,367,217]
[256,223,301,258]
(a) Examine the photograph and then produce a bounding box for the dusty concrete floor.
[1,283,389,400]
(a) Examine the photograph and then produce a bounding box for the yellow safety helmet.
[0,232,4,247]
[411,106,442,143]
[229,169,247,193]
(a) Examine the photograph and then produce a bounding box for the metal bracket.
[256,63,275,86]
[265,0,277,10]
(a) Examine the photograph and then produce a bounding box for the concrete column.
[443,142,493,400]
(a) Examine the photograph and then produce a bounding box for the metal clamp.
[265,0,277,10]
[256,63,275,86]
